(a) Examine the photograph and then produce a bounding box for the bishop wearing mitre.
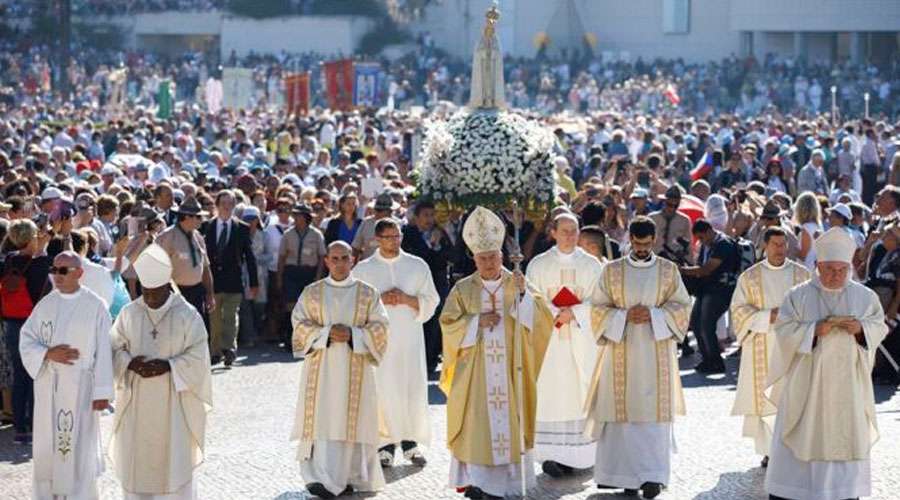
[110,244,212,500]
[585,216,692,499]
[765,227,887,500]
[525,213,603,477]
[440,206,554,500]
[291,241,390,499]
[729,226,809,466]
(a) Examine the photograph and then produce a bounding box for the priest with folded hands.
[766,227,888,500]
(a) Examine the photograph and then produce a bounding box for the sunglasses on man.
[49,266,78,275]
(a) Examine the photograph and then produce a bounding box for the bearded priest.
[765,227,888,500]
[585,216,692,499]
[440,206,554,500]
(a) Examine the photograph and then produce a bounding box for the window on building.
[663,0,690,34]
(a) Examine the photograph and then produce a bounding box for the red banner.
[323,59,354,111]
[284,72,310,117]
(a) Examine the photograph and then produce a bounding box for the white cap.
[462,206,505,255]
[133,244,173,289]
[828,202,852,221]
[40,187,62,201]
[814,227,856,264]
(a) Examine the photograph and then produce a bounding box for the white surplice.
[765,276,887,500]
[110,293,212,500]
[352,249,439,448]
[448,278,539,497]
[19,288,113,500]
[729,259,809,456]
[291,276,390,496]
[525,246,602,469]
[585,254,691,490]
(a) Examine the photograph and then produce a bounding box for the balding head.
[52,251,83,293]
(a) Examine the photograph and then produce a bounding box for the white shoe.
[378,449,394,467]
[403,447,427,467]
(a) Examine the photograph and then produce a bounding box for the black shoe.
[542,460,565,478]
[464,486,484,499]
[338,486,353,497]
[641,482,663,499]
[680,343,695,357]
[761,455,769,468]
[306,482,335,499]
[210,355,222,366]
[223,349,236,368]
[623,489,639,496]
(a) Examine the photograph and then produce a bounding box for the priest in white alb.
[110,244,212,500]
[525,213,603,477]
[351,218,439,468]
[440,206,554,499]
[729,226,809,467]
[585,216,692,500]
[20,251,113,500]
[291,241,390,499]
[765,228,888,500]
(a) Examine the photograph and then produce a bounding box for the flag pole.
[510,200,528,498]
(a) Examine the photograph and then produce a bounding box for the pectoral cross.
[150,328,159,340]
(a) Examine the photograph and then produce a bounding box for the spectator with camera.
[680,219,741,374]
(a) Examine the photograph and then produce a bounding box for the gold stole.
[587,259,682,422]
[736,262,809,415]
[294,281,383,442]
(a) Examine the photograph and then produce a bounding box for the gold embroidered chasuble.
[730,260,809,421]
[584,255,691,434]
[439,269,554,466]
[290,277,389,460]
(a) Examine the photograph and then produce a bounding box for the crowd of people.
[0,7,899,494]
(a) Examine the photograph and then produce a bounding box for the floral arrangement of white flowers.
[415,109,556,208]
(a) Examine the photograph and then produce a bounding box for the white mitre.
[133,243,173,289]
[814,227,856,264]
[463,206,505,255]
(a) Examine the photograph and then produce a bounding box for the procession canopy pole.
[510,201,527,498]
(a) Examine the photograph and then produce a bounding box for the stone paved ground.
[2,347,899,500]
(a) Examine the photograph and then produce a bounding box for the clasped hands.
[381,288,414,308]
[626,305,651,325]
[328,324,352,343]
[128,356,171,378]
[815,315,863,337]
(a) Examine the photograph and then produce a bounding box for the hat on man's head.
[462,206,505,256]
[761,201,785,219]
[372,192,399,212]
[133,244,172,289]
[814,227,856,264]
[172,196,208,217]
[40,186,62,202]
[827,203,852,222]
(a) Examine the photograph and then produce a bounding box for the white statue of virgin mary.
[469,3,506,110]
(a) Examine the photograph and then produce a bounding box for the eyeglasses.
[49,266,77,275]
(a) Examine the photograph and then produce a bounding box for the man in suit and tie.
[205,189,259,367]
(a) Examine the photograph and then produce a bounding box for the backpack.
[731,236,757,275]
[0,259,34,320]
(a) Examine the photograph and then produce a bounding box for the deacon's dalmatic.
[110,244,212,500]
[766,228,888,500]
[291,242,390,497]
[441,206,554,499]
[585,217,691,499]
[729,227,809,459]
[525,214,603,475]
